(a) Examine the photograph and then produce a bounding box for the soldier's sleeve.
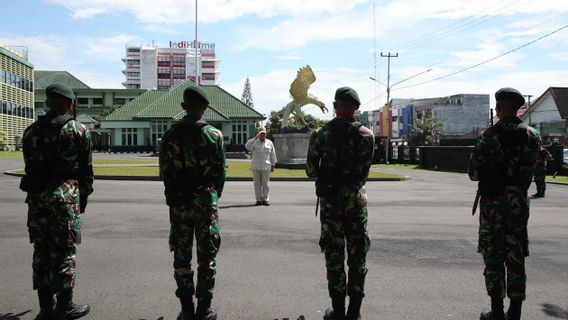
[354,128,374,190]
[77,126,94,197]
[159,129,176,186]
[305,131,320,178]
[206,128,226,198]
[468,136,484,181]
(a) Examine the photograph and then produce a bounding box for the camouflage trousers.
[478,190,529,301]
[169,190,221,300]
[27,198,82,291]
[319,188,371,300]
[534,173,546,195]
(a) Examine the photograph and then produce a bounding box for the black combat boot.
[195,299,217,320]
[346,297,362,320]
[177,295,195,320]
[480,298,505,320]
[323,299,346,320]
[506,299,523,320]
[34,288,55,320]
[54,289,90,320]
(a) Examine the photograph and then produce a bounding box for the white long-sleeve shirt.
[245,138,277,171]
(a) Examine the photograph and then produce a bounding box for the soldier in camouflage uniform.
[21,84,93,320]
[531,143,552,198]
[306,87,374,320]
[159,85,226,320]
[469,88,539,320]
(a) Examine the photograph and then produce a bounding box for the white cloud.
[0,33,137,88]
[47,0,368,24]
[276,52,306,61]
[551,51,568,61]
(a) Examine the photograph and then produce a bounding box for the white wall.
[527,92,562,125]
[140,48,157,90]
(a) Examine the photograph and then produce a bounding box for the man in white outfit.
[245,127,277,206]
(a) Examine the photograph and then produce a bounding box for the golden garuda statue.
[282,65,328,127]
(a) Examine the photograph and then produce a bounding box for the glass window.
[92,98,103,105]
[121,128,138,146]
[1,70,6,83]
[77,98,89,105]
[113,98,126,105]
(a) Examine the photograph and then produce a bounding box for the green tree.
[0,130,7,150]
[265,107,327,140]
[241,77,254,108]
[408,117,444,146]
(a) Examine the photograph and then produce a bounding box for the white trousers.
[252,170,271,201]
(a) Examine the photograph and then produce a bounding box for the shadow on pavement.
[219,204,258,209]
[137,318,164,320]
[542,303,568,319]
[0,310,32,320]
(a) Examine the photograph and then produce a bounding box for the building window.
[127,47,140,53]
[113,98,126,105]
[126,72,140,77]
[92,98,103,105]
[202,73,215,80]
[151,120,169,145]
[127,60,140,66]
[121,128,138,146]
[231,121,248,145]
[77,98,89,106]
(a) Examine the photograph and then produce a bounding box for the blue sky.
[2,0,568,119]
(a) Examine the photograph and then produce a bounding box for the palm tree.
[408,117,444,146]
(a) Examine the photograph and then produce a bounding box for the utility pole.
[524,94,533,126]
[381,52,398,164]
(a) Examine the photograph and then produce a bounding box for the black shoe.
[346,297,362,320]
[196,300,217,320]
[255,201,262,206]
[177,296,195,320]
[323,307,346,320]
[35,289,54,320]
[54,289,90,320]
[480,311,505,320]
[262,201,270,206]
[531,193,544,198]
[506,300,522,320]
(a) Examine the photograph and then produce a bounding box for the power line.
[390,0,522,51]
[393,23,568,91]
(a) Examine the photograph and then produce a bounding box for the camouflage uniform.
[306,117,374,301]
[469,117,539,302]
[533,147,552,197]
[159,114,226,301]
[21,108,93,293]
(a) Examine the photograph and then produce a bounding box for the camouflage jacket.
[468,116,539,195]
[306,117,375,194]
[159,115,226,205]
[21,110,94,203]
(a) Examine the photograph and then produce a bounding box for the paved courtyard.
[1,155,567,320]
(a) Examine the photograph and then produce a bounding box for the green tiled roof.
[34,70,90,90]
[103,80,264,122]
[104,90,168,121]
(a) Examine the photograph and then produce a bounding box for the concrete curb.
[4,170,408,182]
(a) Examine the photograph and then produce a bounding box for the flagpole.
[195,0,199,85]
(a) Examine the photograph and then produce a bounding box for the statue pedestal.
[273,132,312,169]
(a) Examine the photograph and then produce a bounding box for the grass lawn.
[547,176,568,184]
[92,162,402,179]
[0,151,23,159]
[92,159,158,165]
[372,164,420,170]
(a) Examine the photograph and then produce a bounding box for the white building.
[520,87,568,140]
[122,41,220,90]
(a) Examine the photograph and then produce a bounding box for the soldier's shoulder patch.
[204,125,223,140]
[359,125,373,137]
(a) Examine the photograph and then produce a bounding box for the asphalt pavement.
[1,156,567,320]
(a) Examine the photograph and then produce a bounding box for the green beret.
[335,87,361,107]
[46,83,75,100]
[495,87,525,108]
[183,85,210,106]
